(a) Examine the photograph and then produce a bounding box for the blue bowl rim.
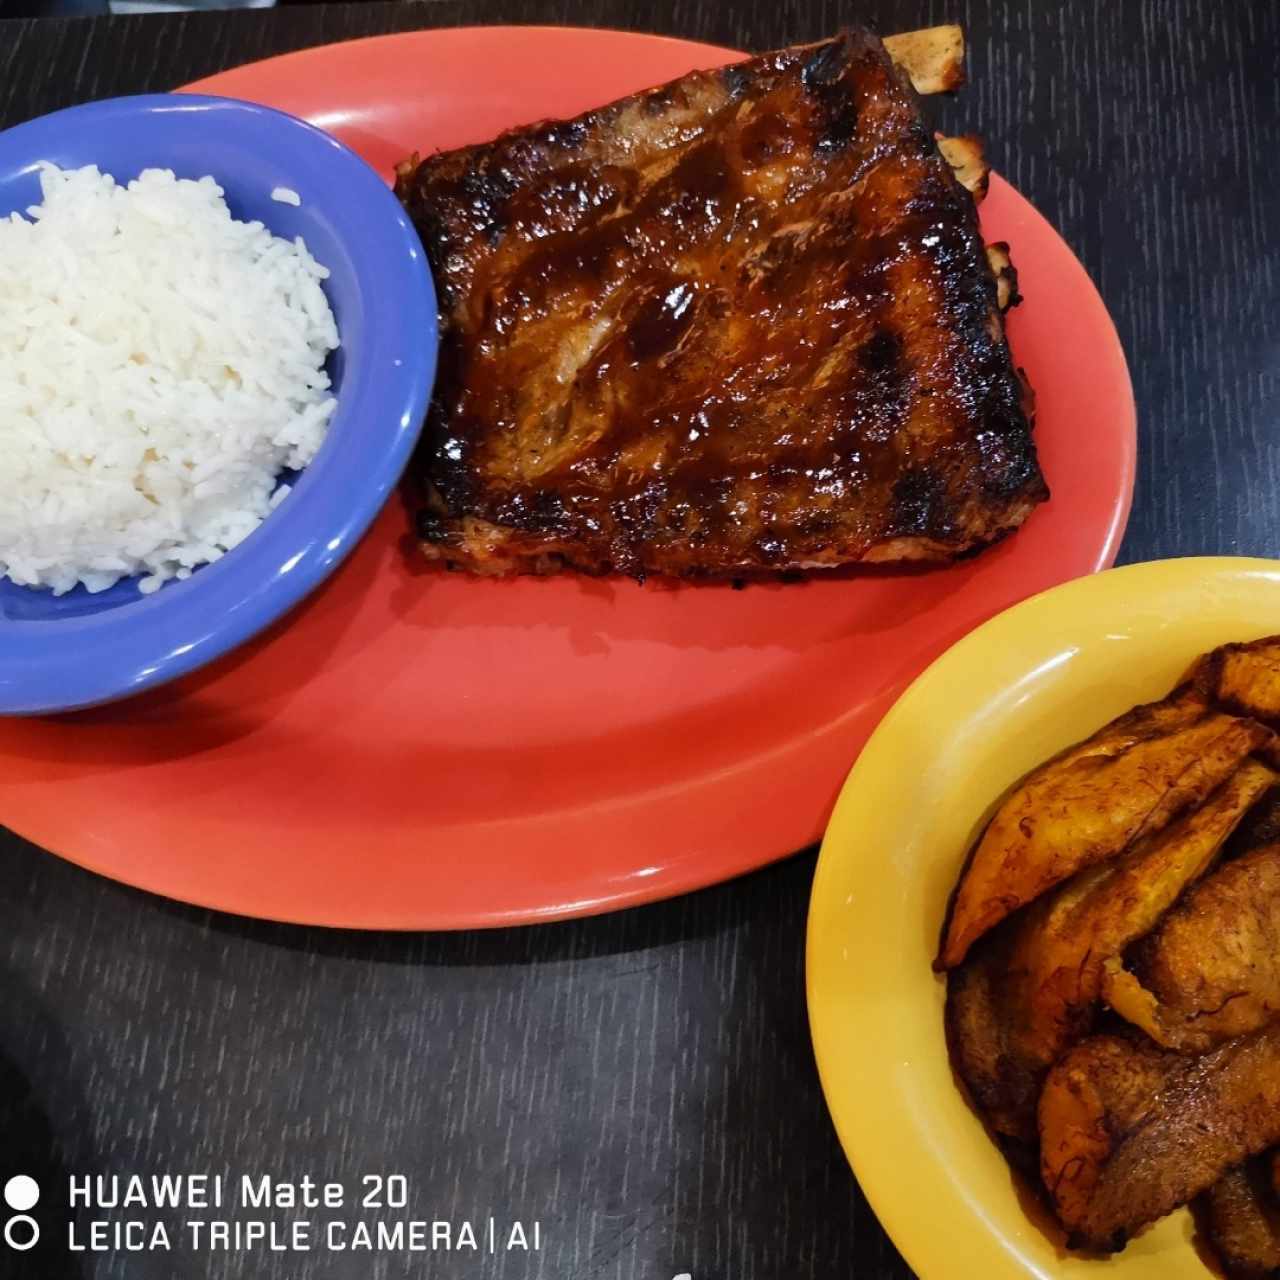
[0,93,437,715]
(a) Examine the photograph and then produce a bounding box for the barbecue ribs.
[395,27,1046,579]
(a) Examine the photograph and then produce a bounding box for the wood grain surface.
[2,2,1279,1277]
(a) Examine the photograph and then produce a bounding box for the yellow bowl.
[807,556,1280,1280]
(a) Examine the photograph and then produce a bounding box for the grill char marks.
[396,28,1046,579]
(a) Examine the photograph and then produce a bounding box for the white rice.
[0,163,339,596]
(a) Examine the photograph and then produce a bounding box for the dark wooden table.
[2,3,1279,1277]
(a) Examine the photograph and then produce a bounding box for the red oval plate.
[0,28,1135,928]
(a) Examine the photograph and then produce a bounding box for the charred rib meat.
[396,29,1045,579]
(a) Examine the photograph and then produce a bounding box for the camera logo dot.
[4,1178,38,1213]
[3,1176,39,1250]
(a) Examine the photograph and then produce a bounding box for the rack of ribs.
[395,26,1046,580]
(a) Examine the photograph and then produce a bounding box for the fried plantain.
[1039,1024,1280,1252]
[1104,840,1280,1052]
[945,762,1274,1141]
[1203,1160,1280,1279]
[937,691,1272,969]
[1191,636,1280,730]
[1008,764,1275,1061]
[945,915,1039,1140]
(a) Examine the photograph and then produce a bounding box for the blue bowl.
[0,94,437,714]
